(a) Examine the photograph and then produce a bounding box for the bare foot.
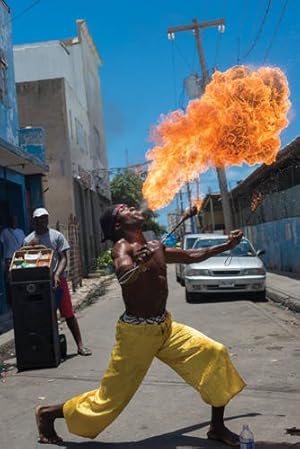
[35,406,63,444]
[207,425,240,447]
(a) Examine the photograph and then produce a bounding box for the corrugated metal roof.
[231,137,300,195]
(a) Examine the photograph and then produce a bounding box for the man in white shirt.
[24,208,91,357]
[0,216,25,305]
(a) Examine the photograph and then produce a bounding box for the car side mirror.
[257,249,265,257]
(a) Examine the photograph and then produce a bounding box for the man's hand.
[227,230,243,249]
[133,244,154,266]
[54,273,61,289]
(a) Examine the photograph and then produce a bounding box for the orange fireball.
[143,65,290,210]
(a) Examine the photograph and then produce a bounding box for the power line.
[263,0,289,63]
[236,0,251,64]
[10,0,42,23]
[213,30,223,70]
[242,0,272,60]
[173,40,194,71]
[212,0,227,69]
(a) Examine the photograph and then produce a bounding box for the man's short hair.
[100,204,124,242]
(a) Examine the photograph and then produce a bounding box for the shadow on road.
[60,413,300,449]
[186,292,268,304]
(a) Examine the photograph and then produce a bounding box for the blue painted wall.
[0,4,45,314]
[0,166,27,230]
[0,2,19,146]
[244,217,300,274]
[19,127,46,163]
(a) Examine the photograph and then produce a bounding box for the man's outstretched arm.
[164,230,243,264]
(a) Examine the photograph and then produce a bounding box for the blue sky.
[8,0,299,226]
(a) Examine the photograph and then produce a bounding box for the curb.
[266,288,300,313]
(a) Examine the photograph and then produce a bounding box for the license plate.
[219,281,235,288]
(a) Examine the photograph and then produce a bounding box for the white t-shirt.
[24,228,70,273]
[0,227,25,260]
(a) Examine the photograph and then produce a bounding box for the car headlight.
[185,268,210,276]
[240,268,266,275]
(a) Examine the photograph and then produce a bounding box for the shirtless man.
[36,204,246,447]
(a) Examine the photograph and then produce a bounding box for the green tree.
[110,170,166,236]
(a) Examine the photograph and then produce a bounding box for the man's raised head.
[100,204,124,242]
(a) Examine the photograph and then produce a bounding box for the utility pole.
[178,188,185,237]
[186,181,196,233]
[167,18,234,233]
[208,187,215,232]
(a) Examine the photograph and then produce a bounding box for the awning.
[0,136,48,175]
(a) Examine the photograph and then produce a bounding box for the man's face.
[9,216,17,228]
[115,204,144,228]
[34,214,49,234]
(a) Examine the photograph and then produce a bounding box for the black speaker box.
[10,280,60,371]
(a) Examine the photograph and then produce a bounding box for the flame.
[192,197,203,211]
[143,65,290,210]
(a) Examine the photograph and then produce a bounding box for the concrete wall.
[16,79,75,225]
[237,184,300,274]
[244,217,300,274]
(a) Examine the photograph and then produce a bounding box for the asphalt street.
[1,266,299,449]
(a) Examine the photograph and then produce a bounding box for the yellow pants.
[63,312,246,438]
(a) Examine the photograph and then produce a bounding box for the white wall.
[14,24,108,194]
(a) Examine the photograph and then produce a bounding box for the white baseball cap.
[32,207,49,218]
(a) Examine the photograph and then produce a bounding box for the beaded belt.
[120,311,166,325]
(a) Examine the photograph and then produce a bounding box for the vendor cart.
[9,246,61,371]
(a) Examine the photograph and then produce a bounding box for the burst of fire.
[192,197,203,211]
[143,65,290,210]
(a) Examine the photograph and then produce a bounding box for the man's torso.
[24,228,69,273]
[120,240,169,318]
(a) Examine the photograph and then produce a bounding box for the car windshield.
[193,238,256,257]
[185,237,199,249]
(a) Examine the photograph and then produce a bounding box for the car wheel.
[256,290,267,301]
[185,290,195,303]
[180,278,185,286]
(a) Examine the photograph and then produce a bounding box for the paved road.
[1,266,300,449]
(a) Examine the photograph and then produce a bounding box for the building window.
[75,118,86,152]
[0,48,8,103]
[93,126,101,159]
[69,109,73,140]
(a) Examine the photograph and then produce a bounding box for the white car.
[184,234,266,302]
[176,233,202,285]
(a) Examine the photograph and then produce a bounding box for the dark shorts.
[58,277,74,319]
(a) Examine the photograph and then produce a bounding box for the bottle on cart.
[240,424,255,449]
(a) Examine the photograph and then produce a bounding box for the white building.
[14,20,111,273]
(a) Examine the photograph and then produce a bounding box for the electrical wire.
[10,0,42,23]
[236,0,251,63]
[212,0,228,69]
[173,40,194,71]
[213,31,222,70]
[263,0,289,63]
[242,0,272,60]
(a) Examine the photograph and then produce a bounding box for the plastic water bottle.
[240,424,255,449]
